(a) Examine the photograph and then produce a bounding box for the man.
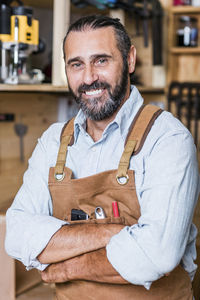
[5,15,199,300]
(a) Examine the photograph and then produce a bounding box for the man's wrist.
[64,254,83,281]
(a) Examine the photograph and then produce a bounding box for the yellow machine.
[0,14,39,44]
[0,1,42,84]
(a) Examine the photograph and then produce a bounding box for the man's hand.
[38,223,124,265]
[41,248,128,284]
[41,260,69,283]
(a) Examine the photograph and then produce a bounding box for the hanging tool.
[14,122,28,162]
[141,0,149,47]
[71,0,164,65]
[168,82,200,147]
[128,0,163,60]
[71,0,117,9]
[152,0,163,65]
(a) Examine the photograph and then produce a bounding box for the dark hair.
[63,15,131,64]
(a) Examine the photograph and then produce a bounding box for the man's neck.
[86,114,116,142]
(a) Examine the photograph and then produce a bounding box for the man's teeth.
[85,89,103,96]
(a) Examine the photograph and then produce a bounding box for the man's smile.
[84,88,104,96]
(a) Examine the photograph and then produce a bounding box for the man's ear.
[128,45,136,74]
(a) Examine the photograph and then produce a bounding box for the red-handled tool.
[112,201,119,217]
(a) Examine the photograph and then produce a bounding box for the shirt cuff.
[106,226,162,289]
[21,215,67,270]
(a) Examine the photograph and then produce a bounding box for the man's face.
[64,27,131,121]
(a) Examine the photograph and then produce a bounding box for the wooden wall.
[0,93,59,209]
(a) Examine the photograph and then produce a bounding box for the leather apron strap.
[116,104,163,185]
[54,104,163,182]
[54,118,75,180]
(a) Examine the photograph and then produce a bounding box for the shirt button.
[91,148,96,152]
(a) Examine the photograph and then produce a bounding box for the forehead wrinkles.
[64,27,120,60]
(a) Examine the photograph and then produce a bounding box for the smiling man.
[5,15,199,300]
[64,20,135,142]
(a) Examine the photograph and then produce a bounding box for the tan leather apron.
[48,105,193,300]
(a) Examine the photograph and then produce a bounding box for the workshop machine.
[0,0,43,84]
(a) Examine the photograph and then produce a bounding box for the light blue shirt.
[5,86,199,290]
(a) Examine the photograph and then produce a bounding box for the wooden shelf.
[171,5,200,14]
[23,0,53,9]
[0,84,164,94]
[137,86,165,93]
[170,47,200,54]
[0,84,69,92]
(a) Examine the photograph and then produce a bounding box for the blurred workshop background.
[0,0,200,299]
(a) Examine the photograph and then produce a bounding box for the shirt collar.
[73,85,144,143]
[74,109,87,143]
[113,85,144,140]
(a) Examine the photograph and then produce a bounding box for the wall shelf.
[23,0,53,9]
[0,84,164,94]
[170,47,200,54]
[171,6,200,14]
[0,84,69,93]
[136,86,165,93]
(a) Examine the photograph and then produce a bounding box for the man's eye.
[71,63,82,69]
[96,58,108,65]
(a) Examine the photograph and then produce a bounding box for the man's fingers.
[41,270,50,282]
[40,262,69,283]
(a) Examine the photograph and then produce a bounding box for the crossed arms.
[38,223,128,284]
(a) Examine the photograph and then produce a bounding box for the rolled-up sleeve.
[5,124,67,271]
[106,129,199,289]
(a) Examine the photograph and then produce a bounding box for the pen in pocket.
[112,201,120,217]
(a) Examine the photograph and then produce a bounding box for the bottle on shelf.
[176,16,198,47]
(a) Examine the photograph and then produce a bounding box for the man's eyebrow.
[90,53,112,60]
[67,54,112,65]
[67,57,83,65]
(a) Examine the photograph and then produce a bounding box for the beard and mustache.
[68,61,129,121]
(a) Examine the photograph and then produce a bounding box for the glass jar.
[176,16,198,47]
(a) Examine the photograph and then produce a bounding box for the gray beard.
[76,88,124,121]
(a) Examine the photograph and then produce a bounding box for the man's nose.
[83,65,99,85]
